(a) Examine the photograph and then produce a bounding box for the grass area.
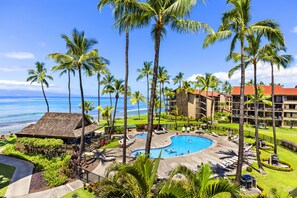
[242,138,297,197]
[101,139,120,149]
[0,134,17,148]
[61,188,94,198]
[101,114,202,127]
[214,123,297,143]
[0,163,15,197]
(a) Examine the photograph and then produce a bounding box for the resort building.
[231,85,297,127]
[17,112,100,143]
[168,90,231,119]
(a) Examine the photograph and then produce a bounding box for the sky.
[0,0,297,97]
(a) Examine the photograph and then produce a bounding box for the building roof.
[231,85,297,96]
[191,90,219,97]
[17,112,100,139]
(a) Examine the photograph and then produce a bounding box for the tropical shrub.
[246,166,253,172]
[261,158,293,172]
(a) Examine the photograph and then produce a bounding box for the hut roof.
[17,112,100,139]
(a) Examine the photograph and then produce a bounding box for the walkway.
[0,155,34,198]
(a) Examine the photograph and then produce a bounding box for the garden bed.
[261,158,293,172]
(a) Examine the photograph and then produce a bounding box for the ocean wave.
[126,108,147,112]
[0,121,36,134]
[0,112,44,119]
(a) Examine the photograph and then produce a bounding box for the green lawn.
[61,188,94,198]
[242,138,297,197]
[0,163,15,197]
[214,123,297,143]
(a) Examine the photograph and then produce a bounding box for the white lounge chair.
[211,132,219,137]
[101,153,115,161]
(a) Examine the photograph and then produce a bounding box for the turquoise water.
[135,133,147,139]
[0,96,148,134]
[131,135,213,158]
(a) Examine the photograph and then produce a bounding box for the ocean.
[0,96,148,135]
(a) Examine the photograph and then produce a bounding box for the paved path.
[0,155,34,198]
[13,180,84,198]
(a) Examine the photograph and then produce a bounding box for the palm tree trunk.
[41,83,49,112]
[147,75,149,117]
[98,74,101,123]
[138,101,140,120]
[109,92,113,136]
[210,90,214,126]
[145,26,161,155]
[271,63,277,155]
[111,95,119,140]
[235,40,245,184]
[68,70,71,113]
[77,66,85,165]
[123,28,129,163]
[254,63,265,174]
[158,82,162,130]
[206,91,209,129]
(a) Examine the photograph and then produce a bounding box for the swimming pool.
[131,135,213,158]
[135,133,147,139]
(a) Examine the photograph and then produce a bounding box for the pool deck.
[93,131,243,178]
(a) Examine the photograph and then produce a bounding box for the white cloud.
[187,61,297,86]
[293,26,297,33]
[0,52,35,59]
[0,80,40,91]
[0,65,29,72]
[294,55,297,60]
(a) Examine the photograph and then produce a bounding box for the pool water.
[135,133,147,139]
[131,135,213,158]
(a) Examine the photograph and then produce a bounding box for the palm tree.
[51,56,75,113]
[101,73,115,107]
[137,61,153,115]
[173,72,184,88]
[228,33,278,174]
[48,29,98,164]
[157,66,170,129]
[160,163,240,198]
[262,44,293,155]
[86,57,110,123]
[79,100,95,121]
[117,0,212,155]
[110,79,125,139]
[94,153,161,198]
[222,81,232,95]
[98,0,138,164]
[130,91,146,120]
[163,87,174,112]
[98,105,114,131]
[203,0,284,183]
[178,80,194,126]
[196,73,216,129]
[27,62,53,112]
[210,76,221,126]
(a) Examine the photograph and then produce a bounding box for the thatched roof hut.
[17,112,100,141]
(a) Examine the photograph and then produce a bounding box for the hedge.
[281,140,297,152]
[261,158,293,172]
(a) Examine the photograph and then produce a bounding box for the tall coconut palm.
[48,29,98,164]
[51,57,75,113]
[157,66,170,129]
[222,81,232,95]
[228,33,278,174]
[98,0,139,164]
[101,73,115,107]
[110,79,125,139]
[27,62,53,112]
[94,153,161,198]
[116,0,212,155]
[130,91,146,120]
[173,72,184,88]
[178,80,194,126]
[160,164,240,198]
[196,73,216,129]
[210,76,221,126]
[86,57,110,123]
[137,61,153,115]
[203,0,284,183]
[163,87,174,112]
[262,44,293,155]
